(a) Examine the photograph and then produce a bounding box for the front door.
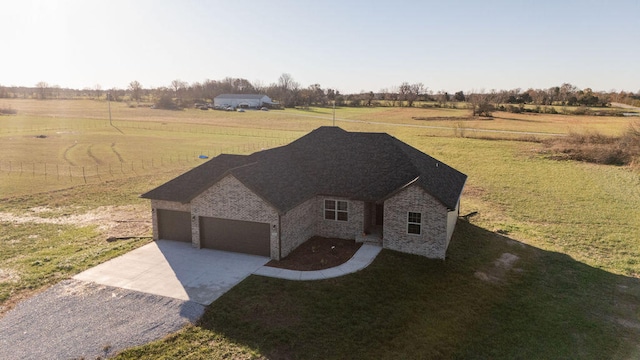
[375,203,384,226]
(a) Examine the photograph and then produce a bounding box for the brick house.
[141,127,467,260]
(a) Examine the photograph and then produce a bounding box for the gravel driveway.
[0,279,205,359]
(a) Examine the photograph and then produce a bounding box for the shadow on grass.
[122,221,640,359]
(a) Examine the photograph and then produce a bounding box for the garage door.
[199,217,270,257]
[157,209,192,242]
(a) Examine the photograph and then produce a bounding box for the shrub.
[154,94,180,110]
[0,107,17,115]
[546,106,558,114]
[506,105,521,113]
[572,106,591,115]
[543,125,640,166]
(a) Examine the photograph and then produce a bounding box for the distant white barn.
[213,94,277,109]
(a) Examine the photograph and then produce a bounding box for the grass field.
[1,99,639,358]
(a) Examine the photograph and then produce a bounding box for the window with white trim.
[325,199,348,221]
[408,212,422,234]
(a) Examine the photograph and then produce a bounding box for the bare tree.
[410,83,425,105]
[94,84,103,100]
[275,73,300,107]
[233,78,255,93]
[36,81,48,99]
[170,79,188,106]
[108,87,124,101]
[382,86,400,107]
[278,73,298,91]
[559,83,577,104]
[128,80,142,102]
[468,91,494,117]
[399,82,424,107]
[171,79,187,96]
[253,79,265,93]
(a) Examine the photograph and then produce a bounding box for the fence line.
[0,139,296,185]
[0,119,305,140]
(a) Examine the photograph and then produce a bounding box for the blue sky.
[1,0,638,94]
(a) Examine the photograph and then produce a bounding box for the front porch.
[357,202,384,245]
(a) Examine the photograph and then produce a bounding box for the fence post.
[82,166,86,183]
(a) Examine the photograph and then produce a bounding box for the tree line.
[1,76,639,111]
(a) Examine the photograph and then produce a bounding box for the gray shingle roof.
[141,127,467,212]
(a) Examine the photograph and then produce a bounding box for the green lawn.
[116,221,639,359]
[0,99,638,358]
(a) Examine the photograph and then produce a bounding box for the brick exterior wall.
[280,197,317,259]
[280,196,365,259]
[383,184,450,259]
[316,197,364,240]
[149,177,459,261]
[190,175,280,258]
[150,200,191,241]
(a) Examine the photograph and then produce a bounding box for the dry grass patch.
[542,122,640,166]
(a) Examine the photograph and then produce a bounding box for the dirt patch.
[0,269,20,284]
[494,252,519,269]
[266,237,362,271]
[0,205,151,239]
[462,185,486,198]
[412,116,473,121]
[475,252,521,284]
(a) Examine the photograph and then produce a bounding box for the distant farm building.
[213,94,277,109]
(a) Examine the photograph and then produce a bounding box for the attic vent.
[436,163,439,167]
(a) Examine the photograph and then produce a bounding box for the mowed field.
[1,99,640,359]
[0,99,634,197]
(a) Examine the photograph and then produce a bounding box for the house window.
[325,199,348,221]
[408,212,422,234]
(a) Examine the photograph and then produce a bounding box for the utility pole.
[333,100,336,126]
[108,92,112,126]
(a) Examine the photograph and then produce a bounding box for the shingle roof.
[141,127,467,212]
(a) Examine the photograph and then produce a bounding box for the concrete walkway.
[254,244,382,280]
[73,240,383,305]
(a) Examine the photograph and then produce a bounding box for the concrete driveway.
[74,240,270,305]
